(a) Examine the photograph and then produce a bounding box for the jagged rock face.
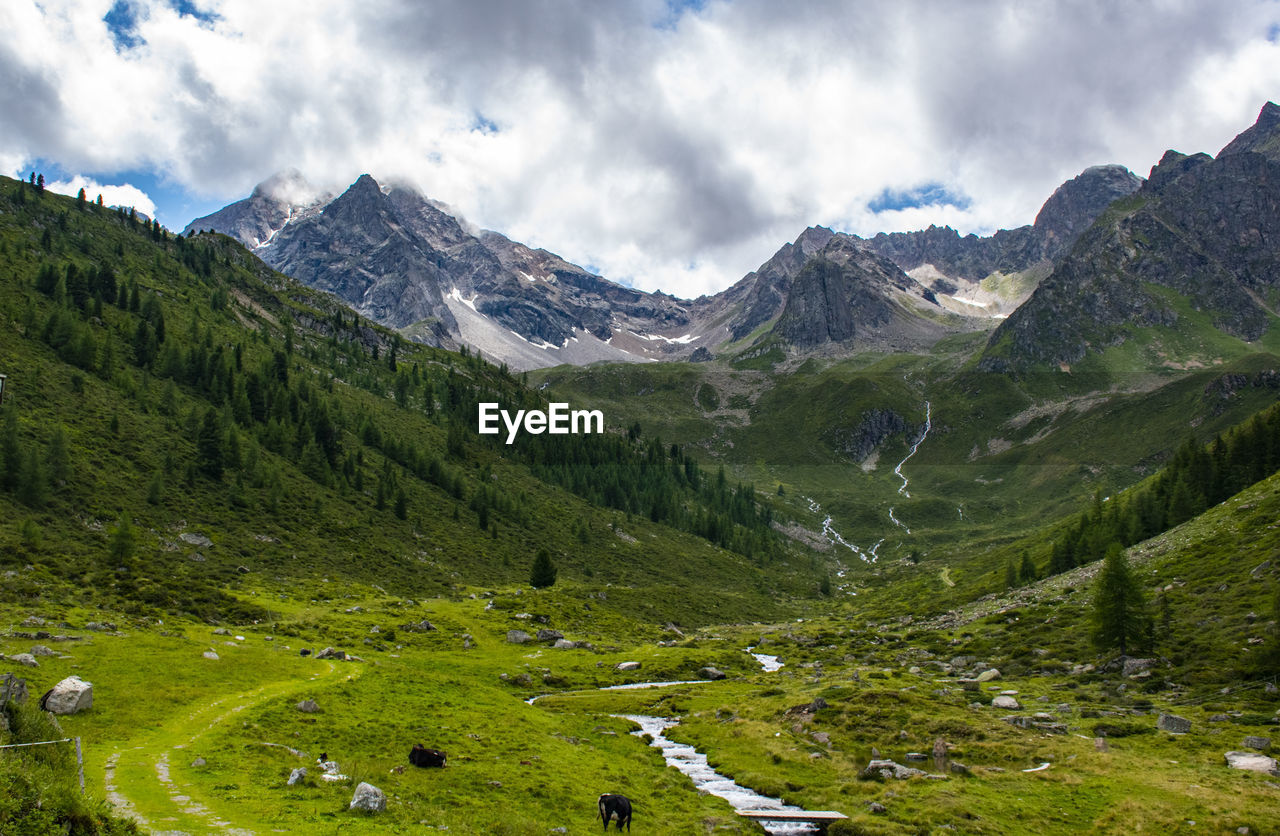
[865,165,1142,281]
[982,102,1280,372]
[866,223,1039,282]
[476,230,690,345]
[183,156,1151,368]
[772,237,946,348]
[1032,165,1145,255]
[188,173,692,362]
[713,225,836,341]
[823,408,910,462]
[259,175,460,331]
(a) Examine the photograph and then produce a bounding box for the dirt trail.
[103,660,354,834]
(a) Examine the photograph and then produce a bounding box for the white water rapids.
[618,715,817,835]
[616,649,817,835]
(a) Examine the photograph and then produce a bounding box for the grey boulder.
[41,676,93,715]
[349,781,386,812]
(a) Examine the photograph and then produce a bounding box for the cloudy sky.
[3,0,1279,298]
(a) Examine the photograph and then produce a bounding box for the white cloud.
[43,175,157,217]
[2,0,1279,298]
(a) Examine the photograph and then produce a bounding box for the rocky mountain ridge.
[188,139,1228,371]
[982,102,1280,372]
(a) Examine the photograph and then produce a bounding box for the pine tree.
[16,447,48,507]
[1005,558,1018,590]
[530,547,557,589]
[108,513,136,564]
[146,472,165,505]
[46,425,71,488]
[1091,543,1149,656]
[1018,551,1038,584]
[197,407,225,479]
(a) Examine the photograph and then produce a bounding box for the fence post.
[75,737,84,794]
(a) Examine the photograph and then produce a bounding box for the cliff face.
[772,236,950,350]
[981,103,1280,372]
[864,165,1143,282]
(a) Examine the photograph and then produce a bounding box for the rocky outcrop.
[824,409,910,462]
[860,759,944,780]
[982,103,1280,372]
[1157,713,1192,734]
[771,237,950,350]
[715,225,837,341]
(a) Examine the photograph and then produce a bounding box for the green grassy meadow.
[2,178,1279,834]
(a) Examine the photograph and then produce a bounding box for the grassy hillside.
[0,174,818,629]
[534,333,1280,576]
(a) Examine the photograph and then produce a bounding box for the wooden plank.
[737,810,849,821]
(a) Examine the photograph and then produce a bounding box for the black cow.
[408,743,447,768]
[598,794,632,832]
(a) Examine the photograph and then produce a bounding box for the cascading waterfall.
[808,398,932,560]
[806,496,881,564]
[893,400,931,498]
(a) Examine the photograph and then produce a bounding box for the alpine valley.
[2,105,1279,836]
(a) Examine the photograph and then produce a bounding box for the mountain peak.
[1217,101,1280,158]
[1032,164,1143,242]
[349,173,383,193]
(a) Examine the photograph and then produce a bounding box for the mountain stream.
[615,650,818,834]
[806,397,933,564]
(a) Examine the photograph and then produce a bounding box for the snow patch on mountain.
[443,294,651,371]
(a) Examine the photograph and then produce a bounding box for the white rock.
[349,781,386,812]
[1225,751,1279,774]
[42,676,93,715]
[992,695,1021,710]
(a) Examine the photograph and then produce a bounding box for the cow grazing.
[598,794,632,832]
[408,743,447,768]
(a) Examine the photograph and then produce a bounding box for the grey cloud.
[361,0,653,104]
[5,0,1276,297]
[0,42,70,164]
[907,2,1259,177]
